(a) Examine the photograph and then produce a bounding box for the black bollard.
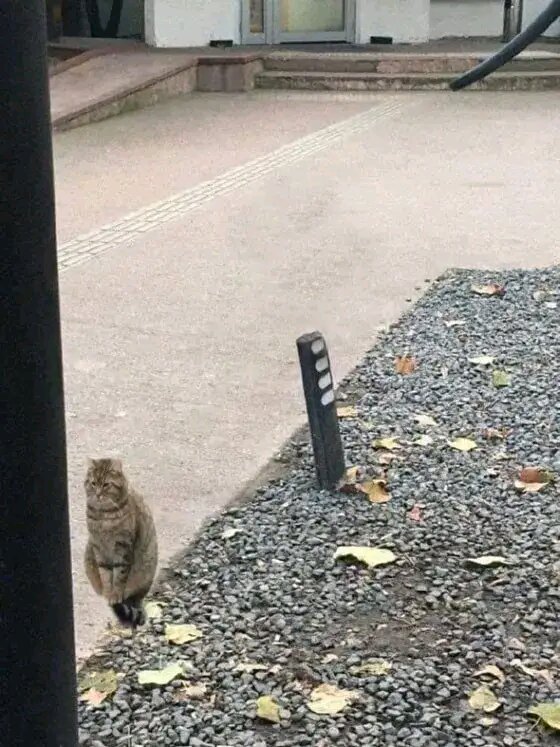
[0,2,78,745]
[297,332,346,490]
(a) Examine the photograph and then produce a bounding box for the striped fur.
[84,458,158,628]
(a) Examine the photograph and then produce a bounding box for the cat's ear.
[87,457,96,469]
[110,458,123,472]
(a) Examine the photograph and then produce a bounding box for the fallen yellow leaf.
[448,437,477,452]
[358,479,391,504]
[468,355,495,366]
[307,683,358,715]
[471,283,506,297]
[467,556,513,568]
[492,370,511,388]
[337,406,357,418]
[334,546,396,569]
[78,669,118,695]
[234,662,268,673]
[514,480,547,494]
[528,702,560,730]
[144,601,164,620]
[138,663,185,686]
[256,695,281,723]
[511,659,555,686]
[468,686,501,713]
[165,624,203,646]
[353,659,392,676]
[372,437,401,451]
[414,434,433,447]
[221,527,242,539]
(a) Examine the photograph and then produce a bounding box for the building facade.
[144,0,560,47]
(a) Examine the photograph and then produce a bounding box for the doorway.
[242,0,355,44]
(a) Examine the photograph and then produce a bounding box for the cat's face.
[85,458,127,506]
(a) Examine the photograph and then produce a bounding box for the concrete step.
[263,51,560,75]
[255,69,560,92]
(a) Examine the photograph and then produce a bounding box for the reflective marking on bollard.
[297,332,346,490]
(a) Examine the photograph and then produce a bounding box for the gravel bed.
[79,267,560,746]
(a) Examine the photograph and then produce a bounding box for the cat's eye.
[103,482,110,489]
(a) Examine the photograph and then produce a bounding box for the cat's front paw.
[106,590,123,606]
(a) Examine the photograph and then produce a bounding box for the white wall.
[430,0,502,38]
[357,0,430,42]
[522,0,560,36]
[145,0,240,47]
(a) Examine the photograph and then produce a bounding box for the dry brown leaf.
[358,479,391,504]
[511,659,555,686]
[353,659,392,676]
[81,688,110,707]
[407,504,423,522]
[515,467,553,494]
[377,452,398,466]
[174,683,208,702]
[473,664,506,685]
[519,467,553,484]
[482,428,507,441]
[338,466,361,494]
[394,355,417,375]
[471,283,506,297]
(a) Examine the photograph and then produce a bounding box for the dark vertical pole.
[0,3,78,746]
[297,332,346,490]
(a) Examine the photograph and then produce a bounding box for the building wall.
[145,0,241,47]
[145,0,560,47]
[523,0,560,35]
[430,0,502,38]
[357,0,430,42]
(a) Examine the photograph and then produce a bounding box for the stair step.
[255,69,560,91]
[263,52,560,75]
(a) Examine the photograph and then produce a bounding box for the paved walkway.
[54,89,559,660]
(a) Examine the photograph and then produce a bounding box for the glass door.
[242,0,267,43]
[276,0,350,42]
[242,0,353,44]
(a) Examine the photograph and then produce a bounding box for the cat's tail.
[111,598,146,628]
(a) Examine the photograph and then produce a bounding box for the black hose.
[450,0,560,90]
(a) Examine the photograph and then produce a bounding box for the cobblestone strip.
[58,99,409,273]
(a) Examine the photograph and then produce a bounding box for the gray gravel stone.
[78,269,560,746]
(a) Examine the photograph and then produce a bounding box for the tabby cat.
[84,458,158,627]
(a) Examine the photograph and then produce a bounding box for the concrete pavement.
[54,90,559,660]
